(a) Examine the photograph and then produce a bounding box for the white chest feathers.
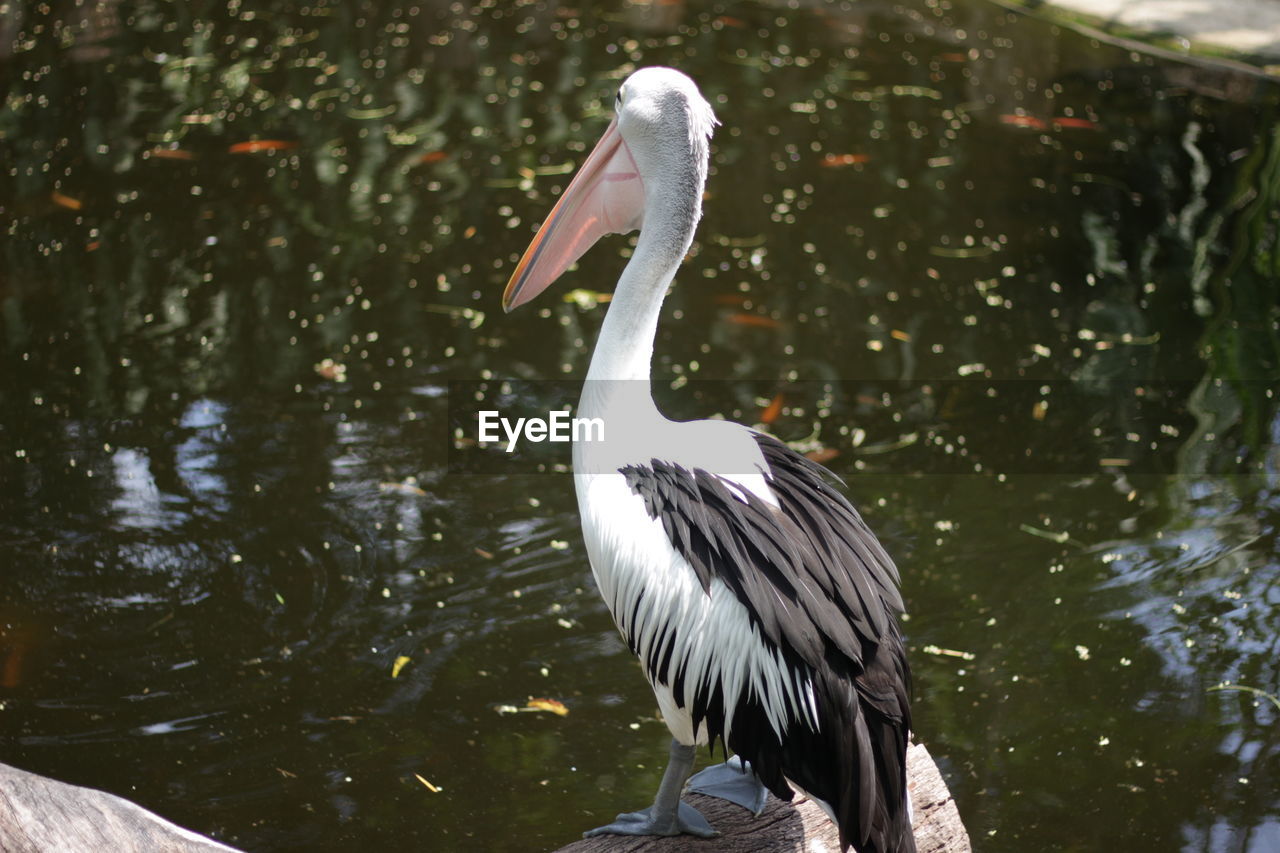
[573,468,820,747]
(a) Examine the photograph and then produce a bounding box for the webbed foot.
[687,755,769,815]
[583,801,718,838]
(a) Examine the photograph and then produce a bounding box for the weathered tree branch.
[2,741,968,852]
[0,762,241,853]
[555,742,970,853]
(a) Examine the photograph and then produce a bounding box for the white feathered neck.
[582,68,717,390]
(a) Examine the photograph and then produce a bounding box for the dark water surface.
[2,1,1278,850]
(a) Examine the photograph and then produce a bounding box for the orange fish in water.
[1,644,25,688]
[820,153,870,168]
[725,313,780,329]
[760,393,784,425]
[998,114,1047,130]
[1,624,38,688]
[1052,117,1099,130]
[804,447,840,464]
[149,147,197,161]
[228,140,299,154]
[50,191,83,211]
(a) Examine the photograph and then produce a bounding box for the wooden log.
[556,742,970,853]
[0,762,242,853]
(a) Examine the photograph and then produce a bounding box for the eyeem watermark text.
[477,410,605,452]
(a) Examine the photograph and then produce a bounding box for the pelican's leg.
[687,754,769,815]
[583,739,718,838]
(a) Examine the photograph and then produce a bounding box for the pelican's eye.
[615,87,624,107]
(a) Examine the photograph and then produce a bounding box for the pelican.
[502,67,915,852]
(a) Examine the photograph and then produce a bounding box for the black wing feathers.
[620,432,914,853]
[623,433,902,671]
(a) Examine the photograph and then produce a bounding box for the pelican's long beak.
[502,118,645,312]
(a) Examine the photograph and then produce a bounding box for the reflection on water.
[1,0,1278,850]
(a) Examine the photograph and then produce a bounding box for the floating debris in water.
[921,645,976,661]
[1208,684,1280,713]
[1018,523,1077,546]
[380,481,427,497]
[563,289,612,309]
[526,698,568,716]
[414,773,442,793]
[315,359,347,382]
[495,698,569,717]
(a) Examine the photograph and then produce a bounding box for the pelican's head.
[502,67,717,312]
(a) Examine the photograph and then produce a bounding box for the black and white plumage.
[618,432,912,851]
[502,67,915,853]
